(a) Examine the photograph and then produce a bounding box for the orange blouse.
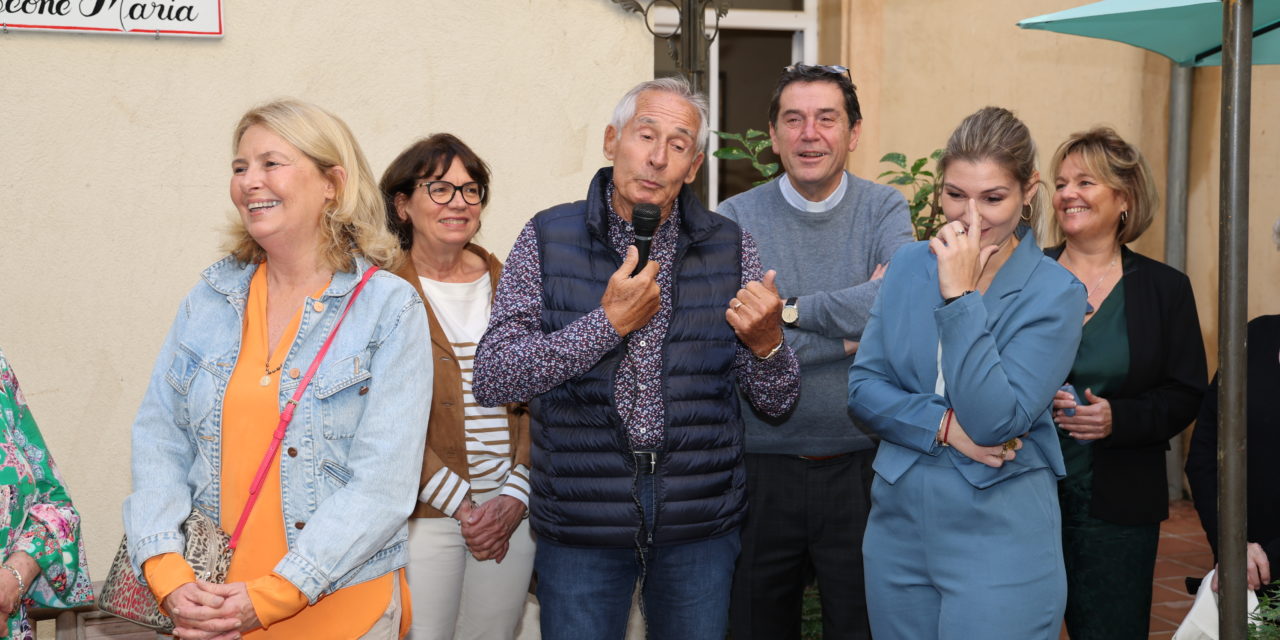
[144,264,408,637]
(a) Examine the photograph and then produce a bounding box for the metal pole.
[1165,62,1192,501]
[677,0,710,202]
[679,0,708,96]
[1217,1,1251,637]
[1166,64,1193,273]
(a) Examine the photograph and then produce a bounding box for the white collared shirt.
[777,172,849,212]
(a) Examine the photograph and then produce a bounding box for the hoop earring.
[1120,210,1129,225]
[1021,204,1032,222]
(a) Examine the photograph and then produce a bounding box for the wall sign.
[0,0,222,38]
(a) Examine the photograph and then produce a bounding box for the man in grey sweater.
[720,64,914,640]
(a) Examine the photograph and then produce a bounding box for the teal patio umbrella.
[1020,2,1271,638]
[1018,0,1280,66]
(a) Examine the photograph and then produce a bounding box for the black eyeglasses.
[784,63,853,83]
[415,180,486,205]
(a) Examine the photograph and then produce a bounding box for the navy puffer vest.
[529,168,746,547]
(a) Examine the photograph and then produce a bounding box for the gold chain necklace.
[1064,251,1119,313]
[260,274,283,387]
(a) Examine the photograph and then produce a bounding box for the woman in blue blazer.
[849,107,1087,640]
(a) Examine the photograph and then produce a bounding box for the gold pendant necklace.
[261,294,282,386]
[260,362,282,387]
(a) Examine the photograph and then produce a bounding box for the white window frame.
[650,2,817,207]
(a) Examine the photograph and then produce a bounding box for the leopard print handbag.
[97,509,231,632]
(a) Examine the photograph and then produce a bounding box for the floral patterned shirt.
[0,349,93,639]
[473,184,800,448]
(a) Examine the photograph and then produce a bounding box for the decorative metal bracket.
[611,0,730,94]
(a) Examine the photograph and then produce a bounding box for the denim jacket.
[122,254,432,602]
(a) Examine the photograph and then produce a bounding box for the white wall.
[0,0,651,575]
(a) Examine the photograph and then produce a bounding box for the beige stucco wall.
[0,1,650,580]
[845,0,1279,373]
[1185,64,1280,372]
[847,0,1170,257]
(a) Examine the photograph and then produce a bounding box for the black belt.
[632,451,658,474]
[796,452,855,462]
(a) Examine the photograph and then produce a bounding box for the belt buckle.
[632,451,657,474]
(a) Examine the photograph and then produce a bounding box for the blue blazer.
[848,228,1087,489]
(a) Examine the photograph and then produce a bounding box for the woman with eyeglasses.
[380,134,533,640]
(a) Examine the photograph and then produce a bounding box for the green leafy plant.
[878,149,944,240]
[1251,589,1280,639]
[713,129,779,186]
[801,584,822,639]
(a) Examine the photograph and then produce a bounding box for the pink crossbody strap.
[229,265,380,549]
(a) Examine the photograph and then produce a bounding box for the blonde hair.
[224,99,401,272]
[1044,127,1158,247]
[935,106,1046,234]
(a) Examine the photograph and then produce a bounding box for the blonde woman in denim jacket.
[122,100,432,640]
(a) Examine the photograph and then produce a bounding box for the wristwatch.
[781,297,799,327]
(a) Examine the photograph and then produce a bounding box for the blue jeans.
[535,463,742,640]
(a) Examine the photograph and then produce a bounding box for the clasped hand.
[1052,388,1113,441]
[455,495,526,563]
[164,581,259,640]
[930,198,1000,300]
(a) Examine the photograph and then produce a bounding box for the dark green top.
[1059,279,1129,480]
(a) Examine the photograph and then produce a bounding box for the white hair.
[609,76,710,153]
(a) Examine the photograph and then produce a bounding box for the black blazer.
[1186,315,1280,564]
[1046,246,1208,525]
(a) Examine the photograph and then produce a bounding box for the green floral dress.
[0,349,93,639]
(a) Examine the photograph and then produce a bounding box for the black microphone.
[630,203,662,276]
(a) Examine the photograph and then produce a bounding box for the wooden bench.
[29,581,153,640]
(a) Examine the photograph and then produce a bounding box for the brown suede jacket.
[392,243,530,519]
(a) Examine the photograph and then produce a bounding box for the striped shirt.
[417,274,529,516]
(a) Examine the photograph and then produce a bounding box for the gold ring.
[1002,438,1019,452]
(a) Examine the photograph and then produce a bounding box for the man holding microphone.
[473,76,799,640]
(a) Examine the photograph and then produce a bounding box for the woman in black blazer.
[1044,127,1208,639]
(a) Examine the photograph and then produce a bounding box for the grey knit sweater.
[718,172,913,455]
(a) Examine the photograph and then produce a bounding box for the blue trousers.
[534,464,741,640]
[863,455,1066,640]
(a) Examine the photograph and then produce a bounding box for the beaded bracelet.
[1,563,24,614]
